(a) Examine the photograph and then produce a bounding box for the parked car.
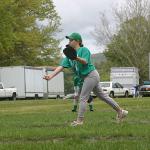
[139,81,150,96]
[100,81,129,98]
[0,82,17,100]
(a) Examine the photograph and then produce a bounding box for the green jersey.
[60,47,95,77]
[73,75,83,87]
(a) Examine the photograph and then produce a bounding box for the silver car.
[100,81,129,98]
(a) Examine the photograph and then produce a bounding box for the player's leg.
[72,86,80,112]
[71,71,98,126]
[93,82,128,122]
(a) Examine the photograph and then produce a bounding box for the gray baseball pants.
[78,70,120,118]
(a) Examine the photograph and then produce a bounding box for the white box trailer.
[110,67,139,89]
[0,66,65,99]
[43,69,64,98]
[0,66,44,98]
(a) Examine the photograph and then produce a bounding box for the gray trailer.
[0,66,65,99]
[110,67,139,88]
[0,66,44,98]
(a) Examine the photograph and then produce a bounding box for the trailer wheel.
[56,95,60,99]
[35,94,39,99]
[125,91,129,97]
[12,93,16,101]
[109,91,114,98]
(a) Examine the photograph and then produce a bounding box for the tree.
[105,16,150,81]
[94,61,111,81]
[93,0,150,81]
[0,0,61,66]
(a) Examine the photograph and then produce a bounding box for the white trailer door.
[0,84,5,97]
[25,67,43,97]
[47,71,64,97]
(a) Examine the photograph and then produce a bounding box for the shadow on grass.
[0,135,148,144]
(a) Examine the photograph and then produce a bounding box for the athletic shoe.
[116,109,128,123]
[71,120,83,126]
[72,109,77,112]
[72,105,77,112]
[89,105,94,111]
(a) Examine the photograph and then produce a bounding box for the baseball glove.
[63,45,77,60]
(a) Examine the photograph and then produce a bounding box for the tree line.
[93,0,150,82]
[0,0,61,66]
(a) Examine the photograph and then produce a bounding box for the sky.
[53,0,125,54]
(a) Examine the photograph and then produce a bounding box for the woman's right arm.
[43,66,64,80]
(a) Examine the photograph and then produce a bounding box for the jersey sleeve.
[60,57,72,68]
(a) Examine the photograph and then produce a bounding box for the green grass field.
[0,97,150,150]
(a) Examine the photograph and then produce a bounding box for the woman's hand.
[43,74,53,80]
[43,66,64,80]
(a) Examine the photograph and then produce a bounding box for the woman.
[43,32,128,126]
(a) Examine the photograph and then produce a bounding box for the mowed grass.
[0,97,150,150]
